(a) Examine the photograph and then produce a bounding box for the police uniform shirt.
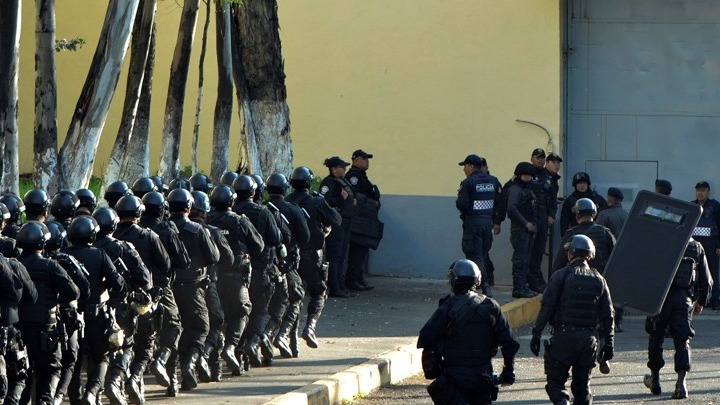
[456,170,499,219]
[530,168,559,219]
[206,210,265,261]
[346,166,380,201]
[266,195,311,248]
[560,190,608,236]
[115,222,173,288]
[553,221,616,273]
[319,176,355,219]
[691,198,720,245]
[506,180,536,227]
[286,190,342,250]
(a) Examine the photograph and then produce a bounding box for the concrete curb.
[263,295,541,405]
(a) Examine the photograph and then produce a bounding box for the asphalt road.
[352,312,720,404]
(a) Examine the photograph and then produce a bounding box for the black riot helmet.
[24,188,50,215]
[266,173,289,195]
[67,215,100,245]
[150,176,169,194]
[0,203,10,222]
[566,234,596,260]
[114,195,145,219]
[168,178,193,192]
[189,173,213,193]
[251,174,265,200]
[220,171,239,187]
[141,191,166,217]
[44,220,67,252]
[513,162,536,177]
[167,188,193,213]
[209,185,236,209]
[232,175,257,200]
[289,167,314,190]
[572,172,592,187]
[51,191,80,220]
[573,198,597,217]
[16,221,51,251]
[104,181,132,208]
[0,194,25,224]
[131,177,157,199]
[92,207,120,235]
[447,259,481,292]
[191,191,211,213]
[76,188,97,212]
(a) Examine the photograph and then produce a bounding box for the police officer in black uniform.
[189,173,213,194]
[0,254,29,404]
[559,172,608,236]
[531,235,614,405]
[286,167,342,353]
[167,189,219,391]
[114,195,178,400]
[528,148,559,292]
[345,150,379,291]
[189,191,233,381]
[50,191,79,230]
[320,157,356,298]
[505,162,538,298]
[206,185,264,376]
[16,221,79,405]
[232,175,282,366]
[219,171,239,188]
[104,182,132,210]
[417,260,518,405]
[0,203,20,259]
[0,194,24,239]
[131,178,157,200]
[75,189,97,217]
[264,173,310,361]
[64,216,125,405]
[456,154,500,297]
[691,181,720,310]
[92,208,152,405]
[23,189,50,223]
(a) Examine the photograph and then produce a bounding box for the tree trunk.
[233,0,293,178]
[101,0,156,195]
[120,22,156,182]
[0,0,21,195]
[210,0,234,183]
[191,0,211,175]
[55,0,140,192]
[158,0,200,180]
[230,5,261,176]
[34,0,58,191]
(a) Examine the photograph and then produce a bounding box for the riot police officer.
[64,216,125,405]
[232,176,282,366]
[189,174,213,194]
[250,174,266,204]
[189,191,233,381]
[417,260,518,405]
[92,208,152,405]
[0,255,27,404]
[16,221,79,405]
[559,172,608,236]
[691,181,720,310]
[506,162,539,298]
[23,189,50,223]
[644,237,712,399]
[528,148,559,293]
[50,191,79,230]
[219,171,238,188]
[167,189,219,391]
[131,178,157,200]
[0,203,20,258]
[0,194,24,239]
[206,185,264,376]
[456,154,500,297]
[286,167,342,352]
[531,235,614,405]
[75,189,97,216]
[104,181,132,210]
[114,195,178,399]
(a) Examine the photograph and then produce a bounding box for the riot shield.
[603,190,701,316]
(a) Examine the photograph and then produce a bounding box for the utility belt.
[39,324,62,352]
[443,349,490,367]
[174,275,211,289]
[4,326,28,378]
[83,302,108,319]
[554,324,595,333]
[60,304,85,339]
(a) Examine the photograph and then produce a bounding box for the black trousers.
[280,268,305,328]
[217,273,252,347]
[696,237,719,304]
[298,249,327,319]
[173,282,209,363]
[346,242,369,287]
[544,330,597,405]
[73,313,111,394]
[55,326,79,400]
[205,281,224,349]
[528,219,549,289]
[18,324,61,405]
[510,226,535,291]
[267,274,289,328]
[130,287,181,376]
[461,218,493,284]
[326,219,351,293]
[646,288,694,372]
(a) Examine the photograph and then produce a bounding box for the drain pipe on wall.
[516,119,555,153]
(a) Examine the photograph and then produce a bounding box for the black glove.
[499,366,515,386]
[600,343,614,362]
[530,331,541,356]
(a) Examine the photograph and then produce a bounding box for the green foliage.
[18,175,102,196]
[181,165,193,179]
[55,37,86,52]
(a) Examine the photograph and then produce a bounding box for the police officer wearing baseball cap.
[456,154,500,296]
[596,187,628,240]
[691,181,720,309]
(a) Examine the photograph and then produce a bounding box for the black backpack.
[494,178,515,224]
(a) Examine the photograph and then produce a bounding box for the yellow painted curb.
[501,294,543,329]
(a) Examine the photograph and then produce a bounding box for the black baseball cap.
[696,181,711,190]
[607,187,624,200]
[531,148,546,158]
[351,149,373,159]
[458,154,484,166]
[655,179,673,195]
[546,152,563,162]
[324,156,350,168]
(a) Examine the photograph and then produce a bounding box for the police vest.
[556,264,604,328]
[18,255,61,325]
[441,293,495,367]
[693,200,719,238]
[172,218,209,282]
[467,174,496,217]
[529,170,554,211]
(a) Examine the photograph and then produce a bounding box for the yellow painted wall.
[18,1,561,196]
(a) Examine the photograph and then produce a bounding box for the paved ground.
[135,276,518,405]
[351,313,720,404]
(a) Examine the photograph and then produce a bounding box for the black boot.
[244,335,263,367]
[302,317,319,349]
[644,369,661,395]
[165,372,178,398]
[260,334,274,367]
[290,323,300,358]
[672,371,688,399]
[81,387,99,405]
[149,347,172,388]
[125,363,145,405]
[104,367,127,405]
[273,320,294,358]
[221,344,243,376]
[197,344,214,383]
[209,347,222,382]
[180,348,201,390]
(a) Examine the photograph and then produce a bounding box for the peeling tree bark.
[0,0,22,195]
[101,0,156,195]
[191,0,212,174]
[34,0,58,191]
[158,0,200,180]
[233,0,293,178]
[55,0,140,191]
[210,0,233,183]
